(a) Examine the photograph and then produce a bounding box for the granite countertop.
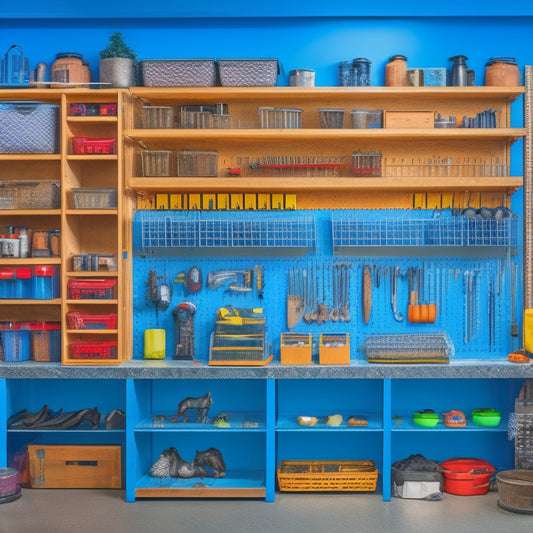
[1,359,532,379]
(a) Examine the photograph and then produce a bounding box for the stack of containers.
[0,322,61,362]
[0,265,59,299]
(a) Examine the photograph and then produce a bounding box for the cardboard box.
[383,110,434,129]
[28,445,121,489]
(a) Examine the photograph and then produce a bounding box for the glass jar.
[485,57,520,86]
[338,61,353,87]
[352,58,371,87]
[385,55,408,87]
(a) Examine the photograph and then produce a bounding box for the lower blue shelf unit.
[0,367,530,503]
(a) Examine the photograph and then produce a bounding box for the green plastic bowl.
[413,410,439,427]
[472,408,501,427]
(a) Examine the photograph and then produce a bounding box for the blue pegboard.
[132,209,518,363]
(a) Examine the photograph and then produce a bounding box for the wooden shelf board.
[135,487,266,498]
[66,155,118,161]
[0,154,60,160]
[67,116,118,123]
[129,86,525,102]
[0,298,61,305]
[0,210,61,216]
[0,258,61,265]
[66,329,118,334]
[65,271,118,278]
[65,299,118,305]
[65,209,119,216]
[0,88,123,101]
[125,128,525,143]
[128,176,523,193]
[61,358,123,366]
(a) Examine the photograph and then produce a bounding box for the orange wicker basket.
[277,460,378,492]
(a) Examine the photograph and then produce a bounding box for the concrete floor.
[0,489,531,533]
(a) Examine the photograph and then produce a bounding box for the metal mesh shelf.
[135,211,316,255]
[332,210,518,251]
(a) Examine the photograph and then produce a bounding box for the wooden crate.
[383,110,435,128]
[28,445,121,489]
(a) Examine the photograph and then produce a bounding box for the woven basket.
[217,59,279,87]
[0,102,59,153]
[277,460,378,492]
[140,59,216,87]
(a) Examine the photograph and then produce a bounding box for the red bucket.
[440,458,495,495]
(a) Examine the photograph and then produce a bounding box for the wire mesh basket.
[0,180,60,210]
[177,150,218,177]
[142,106,174,128]
[360,332,454,363]
[141,150,173,177]
[71,188,117,209]
[217,58,279,87]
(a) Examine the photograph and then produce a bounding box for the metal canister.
[51,53,90,85]
[352,58,371,86]
[289,69,315,87]
[485,57,520,86]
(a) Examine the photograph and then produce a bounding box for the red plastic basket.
[67,312,117,330]
[70,341,118,360]
[72,137,116,155]
[440,458,495,495]
[67,279,117,300]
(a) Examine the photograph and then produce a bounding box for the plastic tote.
[440,458,495,495]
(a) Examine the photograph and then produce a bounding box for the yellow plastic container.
[144,328,166,359]
[523,309,533,353]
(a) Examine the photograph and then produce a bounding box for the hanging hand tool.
[340,262,351,323]
[173,302,196,361]
[362,264,372,324]
[391,266,404,322]
[316,265,329,325]
[207,269,253,292]
[147,269,171,318]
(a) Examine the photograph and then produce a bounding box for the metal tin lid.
[55,52,84,60]
[389,55,407,61]
[289,69,315,75]
[486,56,517,66]
[352,58,371,64]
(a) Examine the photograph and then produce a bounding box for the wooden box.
[280,333,312,365]
[383,110,434,129]
[28,445,121,489]
[319,333,350,365]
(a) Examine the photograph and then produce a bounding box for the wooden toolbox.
[383,110,435,128]
[28,445,121,489]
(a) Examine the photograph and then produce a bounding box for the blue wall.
[1,16,532,87]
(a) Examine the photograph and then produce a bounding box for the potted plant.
[99,32,137,88]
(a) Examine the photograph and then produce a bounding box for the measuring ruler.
[524,65,533,308]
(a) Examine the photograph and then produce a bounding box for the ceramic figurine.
[194,448,226,478]
[172,391,212,423]
[148,447,209,479]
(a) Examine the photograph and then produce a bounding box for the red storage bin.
[72,137,116,155]
[70,341,118,360]
[440,458,495,495]
[67,312,117,330]
[67,279,116,300]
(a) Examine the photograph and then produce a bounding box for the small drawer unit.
[67,279,117,300]
[69,103,117,116]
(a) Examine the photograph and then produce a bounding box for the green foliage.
[99,32,137,60]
